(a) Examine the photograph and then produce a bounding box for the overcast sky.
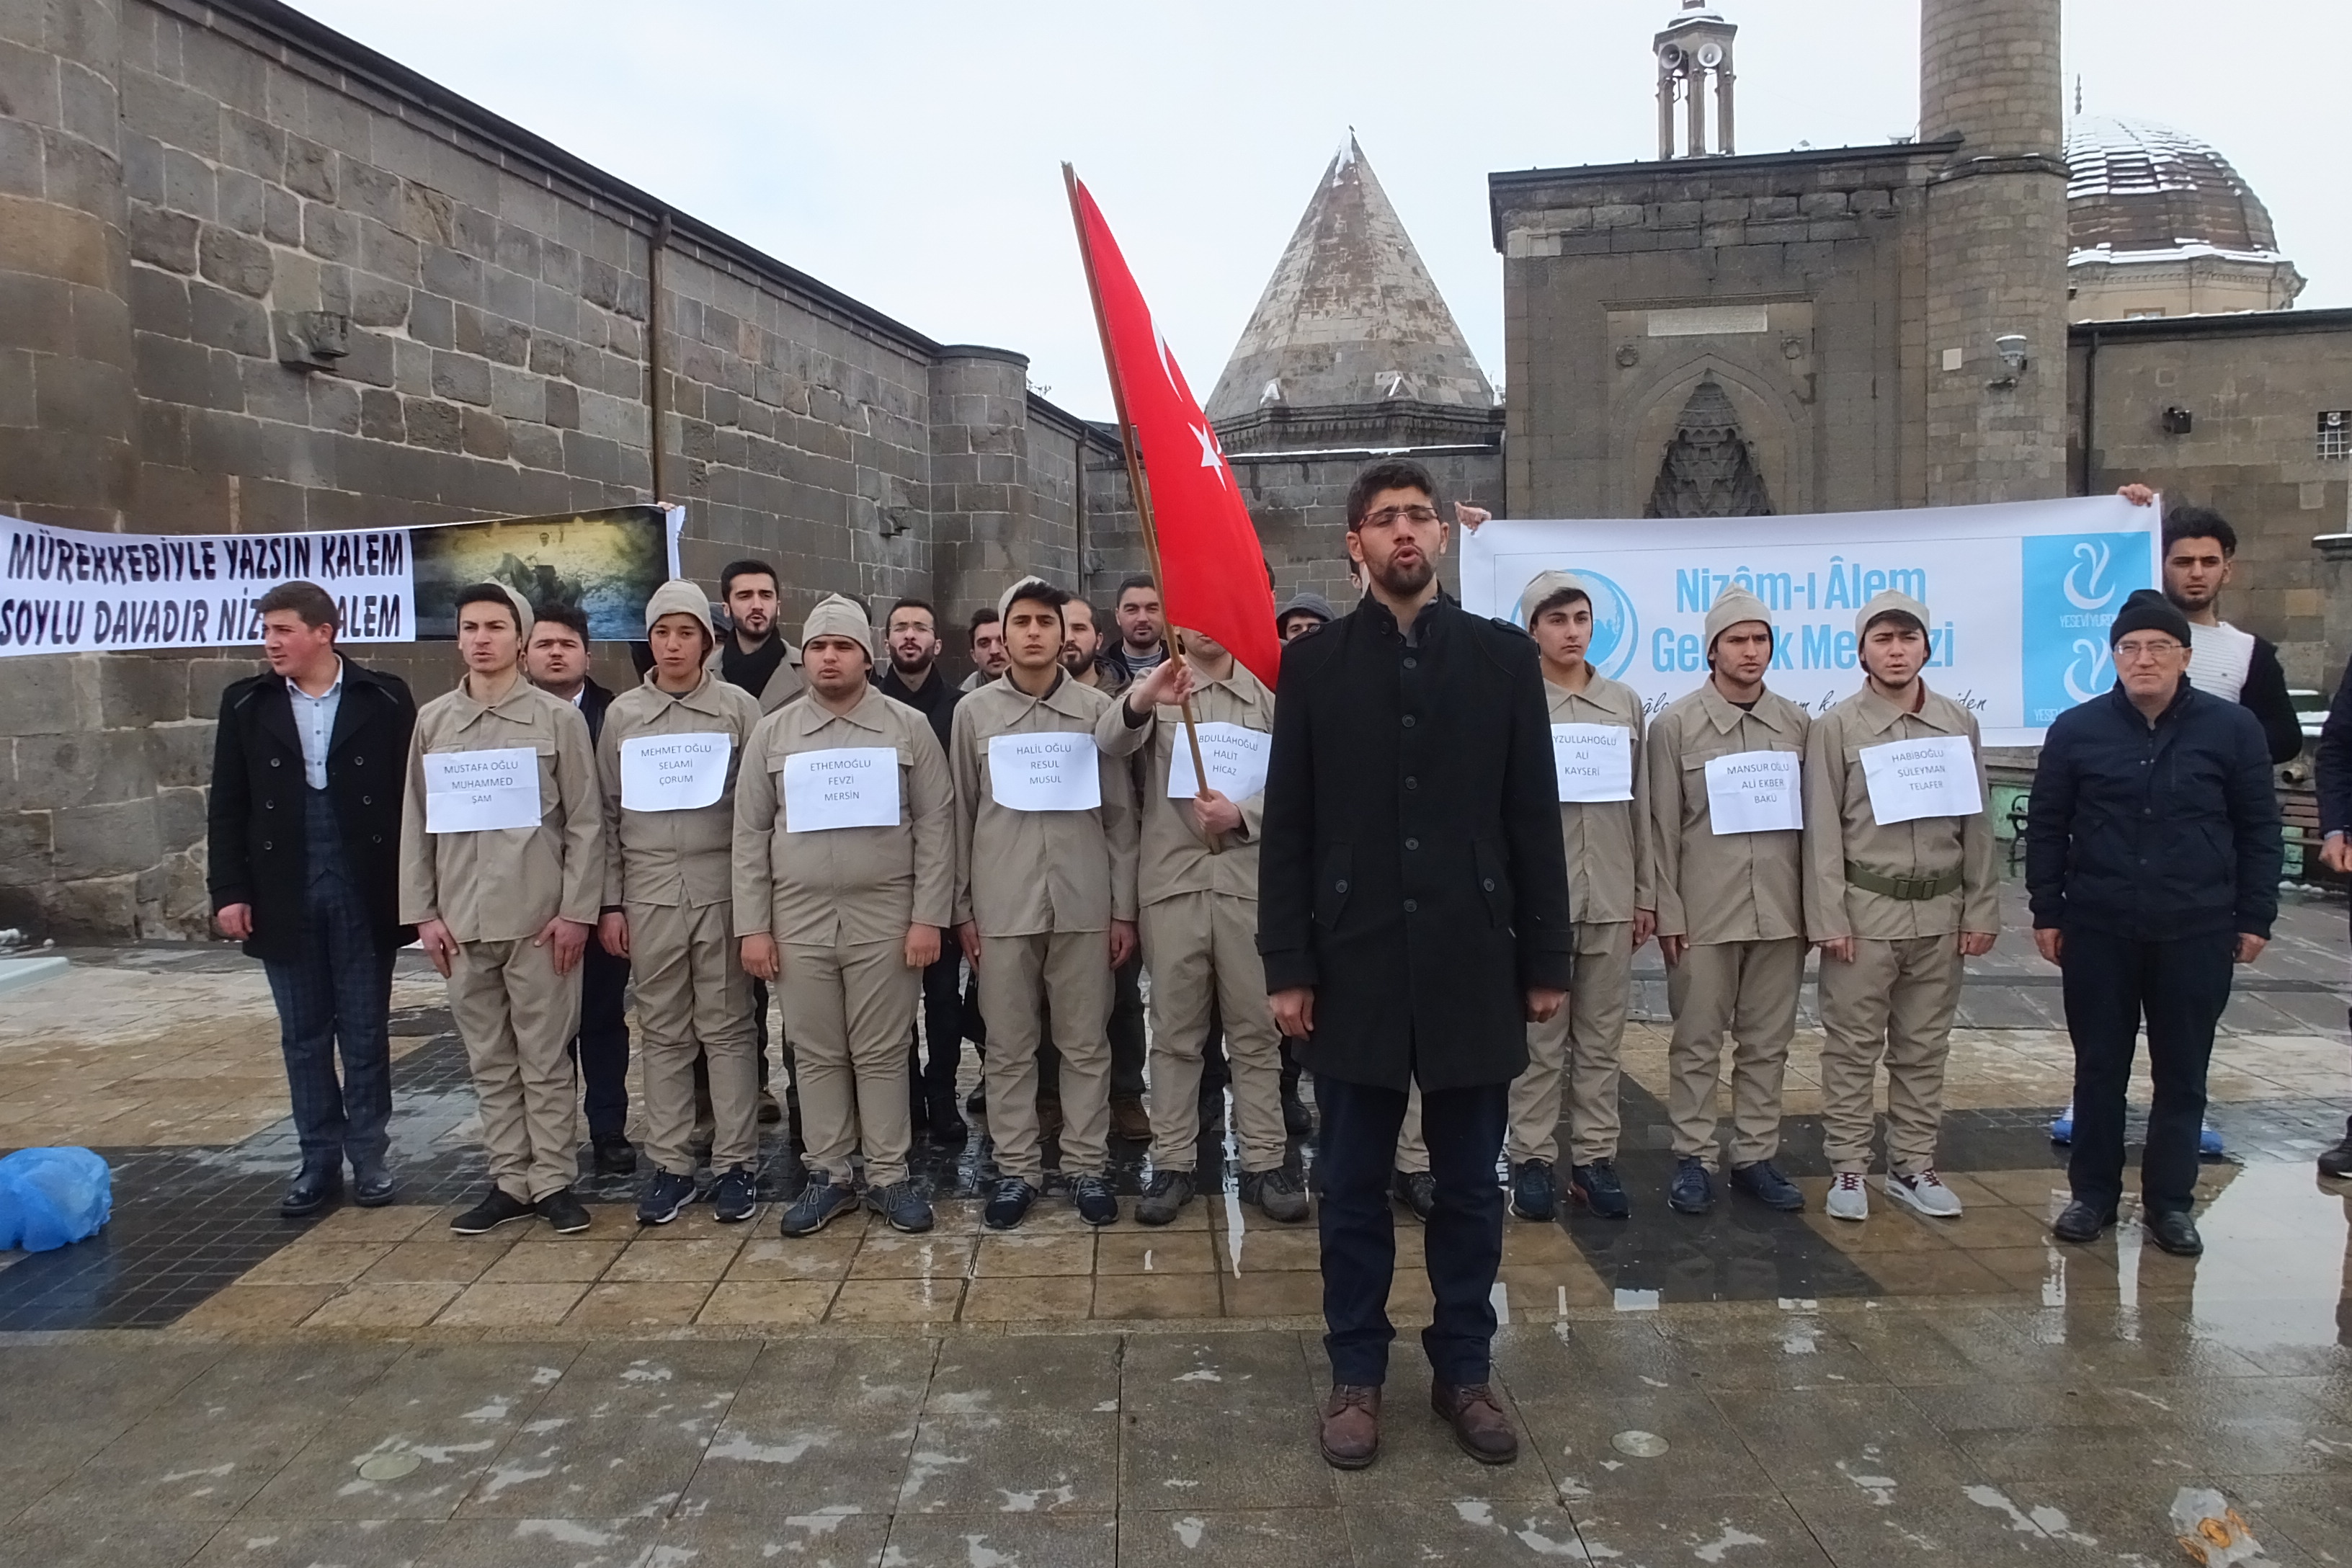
[295,0,2340,423]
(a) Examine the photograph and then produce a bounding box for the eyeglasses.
[1360,505,1440,528]
[2113,638,2183,662]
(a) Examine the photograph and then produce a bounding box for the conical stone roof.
[1206,137,1494,427]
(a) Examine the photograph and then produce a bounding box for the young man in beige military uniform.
[596,579,766,1228]
[1100,631,1308,1226]
[738,594,956,1237]
[402,582,602,1234]
[1804,589,1997,1221]
[951,576,1140,1230]
[1507,571,1652,1224]
[1644,583,1810,1218]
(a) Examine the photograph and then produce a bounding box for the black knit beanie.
[2106,588,2191,648]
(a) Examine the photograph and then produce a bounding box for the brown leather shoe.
[1110,1095,1152,1143]
[1431,1381,1519,1464]
[1319,1384,1381,1469]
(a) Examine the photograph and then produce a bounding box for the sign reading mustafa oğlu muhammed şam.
[1458,494,2159,747]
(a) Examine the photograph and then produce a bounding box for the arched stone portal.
[1643,380,1775,518]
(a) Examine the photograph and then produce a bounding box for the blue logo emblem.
[2020,532,2152,725]
[1513,567,1639,680]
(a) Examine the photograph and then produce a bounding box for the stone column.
[1920,0,2069,505]
[0,0,138,528]
[928,345,1058,674]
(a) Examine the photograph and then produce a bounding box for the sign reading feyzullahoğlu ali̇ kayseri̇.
[1459,493,2162,747]
[0,504,684,656]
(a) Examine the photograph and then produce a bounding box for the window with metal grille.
[2322,411,2351,461]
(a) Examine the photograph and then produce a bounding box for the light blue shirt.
[287,659,344,790]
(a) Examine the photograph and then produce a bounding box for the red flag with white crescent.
[1067,174,1283,690]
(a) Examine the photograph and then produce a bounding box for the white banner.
[1459,496,2160,747]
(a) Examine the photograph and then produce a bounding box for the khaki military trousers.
[977,930,1113,1182]
[1510,922,1635,1169]
[781,938,919,1190]
[631,900,759,1177]
[1395,1082,1429,1175]
[447,937,584,1203]
[1817,935,1961,1176]
[1139,891,1286,1172]
[1665,937,1805,1169]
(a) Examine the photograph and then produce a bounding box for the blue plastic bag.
[0,1147,113,1252]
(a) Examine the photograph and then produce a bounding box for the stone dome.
[2065,115,2281,262]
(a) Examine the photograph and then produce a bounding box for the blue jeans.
[1316,1072,1508,1386]
[261,789,396,1174]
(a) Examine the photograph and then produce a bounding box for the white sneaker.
[1884,1168,1964,1218]
[1826,1171,1868,1221]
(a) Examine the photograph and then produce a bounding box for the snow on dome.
[2065,115,2282,258]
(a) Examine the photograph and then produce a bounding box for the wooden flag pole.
[1062,162,1222,852]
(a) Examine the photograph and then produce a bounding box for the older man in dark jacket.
[210,581,417,1216]
[2308,664,2352,1180]
[1261,458,1572,1470]
[2026,589,2281,1257]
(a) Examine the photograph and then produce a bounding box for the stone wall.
[0,0,1133,940]
[1231,445,1504,611]
[2068,309,2352,690]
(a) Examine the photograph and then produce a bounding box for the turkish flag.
[1068,172,1282,690]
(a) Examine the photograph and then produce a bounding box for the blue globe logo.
[1511,568,1638,680]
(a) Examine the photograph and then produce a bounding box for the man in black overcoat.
[1260,458,1573,1469]
[209,580,417,1216]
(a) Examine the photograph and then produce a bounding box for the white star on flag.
[1193,424,1227,486]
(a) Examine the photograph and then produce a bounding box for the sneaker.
[2049,1102,2075,1145]
[1825,1171,1869,1221]
[1136,1170,1195,1226]
[866,1180,935,1234]
[536,1188,592,1234]
[636,1170,698,1226]
[711,1166,759,1224]
[2319,1122,2352,1180]
[1569,1162,1630,1220]
[1510,1160,1558,1223]
[1729,1161,1806,1213]
[1884,1168,1963,1218]
[450,1188,535,1235]
[592,1136,638,1177]
[778,1177,858,1237]
[1667,1157,1714,1216]
[1391,1170,1437,1223]
[1071,1172,1119,1226]
[1242,1167,1310,1223]
[984,1176,1038,1230]
[2199,1120,2226,1158]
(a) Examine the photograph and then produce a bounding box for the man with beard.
[1262,458,1570,1469]
[712,560,801,1128]
[1107,575,1169,683]
[877,597,970,1141]
[961,608,1010,693]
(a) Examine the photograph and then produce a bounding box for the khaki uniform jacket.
[707,637,804,715]
[596,670,765,910]
[951,672,1139,936]
[399,675,602,941]
[1646,681,1809,945]
[1094,664,1273,906]
[1801,683,1999,942]
[1546,672,1652,940]
[732,685,956,945]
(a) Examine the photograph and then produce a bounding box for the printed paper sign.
[424,747,542,833]
[988,732,1102,812]
[1704,749,1802,835]
[779,747,901,832]
[1550,723,1634,803]
[1859,734,1982,825]
[619,731,730,812]
[1166,721,1271,803]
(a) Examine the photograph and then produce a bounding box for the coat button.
[1335,879,1349,894]
[373,834,383,844]
[1404,777,1417,790]
[362,796,373,806]
[353,756,363,766]
[1402,715,1416,728]
[1404,899,1417,913]
[1483,878,1497,891]
[1405,838,1419,850]
[262,841,272,851]
[1404,657,1417,669]
[264,800,275,810]
[270,757,281,767]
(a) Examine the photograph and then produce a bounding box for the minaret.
[1920,0,2070,503]
[1655,2,1739,159]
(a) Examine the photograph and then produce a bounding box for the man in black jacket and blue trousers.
[2305,660,2352,1180]
[2026,589,2281,1257]
[1261,459,1572,1470]
[209,581,417,1217]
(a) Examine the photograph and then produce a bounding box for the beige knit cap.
[476,581,534,645]
[1853,588,1931,641]
[642,578,714,641]
[1703,582,1773,652]
[801,592,873,662]
[997,575,1059,623]
[1517,569,1590,626]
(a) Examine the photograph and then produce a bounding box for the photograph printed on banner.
[411,506,669,641]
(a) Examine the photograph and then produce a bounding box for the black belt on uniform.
[1843,863,1962,901]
